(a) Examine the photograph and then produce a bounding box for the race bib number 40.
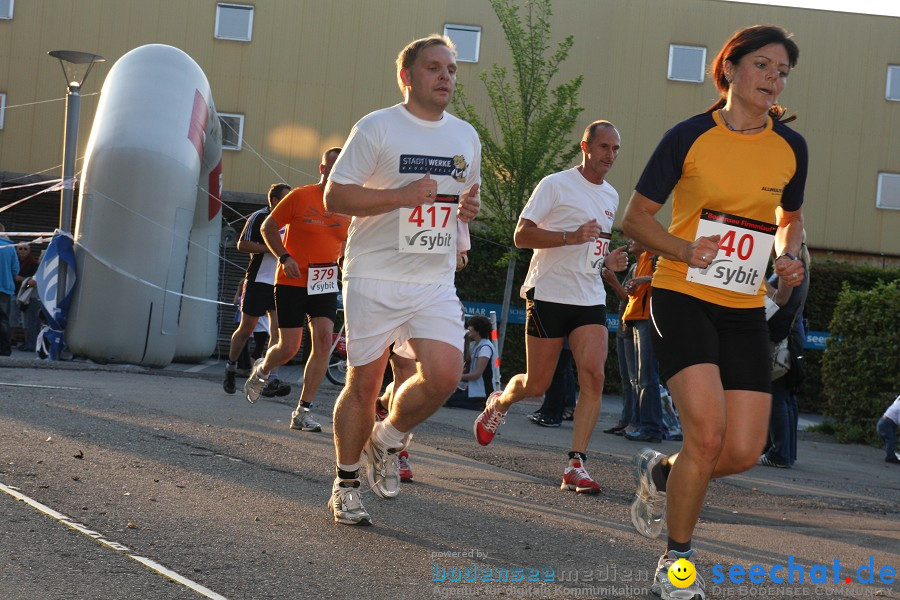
[399,195,458,254]
[583,232,612,274]
[686,208,776,295]
[308,262,339,295]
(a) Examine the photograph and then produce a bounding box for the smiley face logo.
[667,557,697,588]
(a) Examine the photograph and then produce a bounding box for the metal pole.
[56,84,81,307]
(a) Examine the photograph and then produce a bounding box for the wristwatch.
[775,252,797,262]
[278,253,291,264]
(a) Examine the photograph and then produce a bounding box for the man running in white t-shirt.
[474,121,628,494]
[324,34,481,525]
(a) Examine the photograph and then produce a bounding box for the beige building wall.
[0,0,898,255]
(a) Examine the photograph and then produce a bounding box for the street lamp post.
[48,50,104,311]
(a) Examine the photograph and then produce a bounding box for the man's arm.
[514,218,603,249]
[324,174,436,217]
[261,215,300,279]
[236,213,270,255]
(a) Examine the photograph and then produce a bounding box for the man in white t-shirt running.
[323,34,481,525]
[474,120,628,494]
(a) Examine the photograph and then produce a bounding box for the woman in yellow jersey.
[622,25,807,600]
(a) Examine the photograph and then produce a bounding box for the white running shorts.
[343,278,465,366]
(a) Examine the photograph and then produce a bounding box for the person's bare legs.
[566,324,607,454]
[663,363,770,544]
[389,339,462,432]
[491,336,564,412]
[228,314,260,362]
[333,350,391,467]
[295,316,335,405]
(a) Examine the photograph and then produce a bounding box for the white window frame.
[668,44,706,83]
[0,0,13,20]
[215,3,254,42]
[886,65,900,101]
[444,24,482,63]
[219,113,244,151]
[876,172,900,210]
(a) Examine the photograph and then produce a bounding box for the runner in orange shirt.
[243,148,350,434]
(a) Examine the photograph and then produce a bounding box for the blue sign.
[461,300,619,333]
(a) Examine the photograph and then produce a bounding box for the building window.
[876,173,900,210]
[0,93,5,130]
[887,65,900,101]
[0,0,13,20]
[444,24,481,63]
[215,3,253,41]
[668,44,706,83]
[219,113,244,150]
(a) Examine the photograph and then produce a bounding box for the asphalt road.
[0,359,897,600]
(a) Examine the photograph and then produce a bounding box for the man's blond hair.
[395,34,456,94]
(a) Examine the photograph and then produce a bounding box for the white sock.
[372,419,407,451]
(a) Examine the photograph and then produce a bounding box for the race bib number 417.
[399,195,458,254]
[686,208,776,295]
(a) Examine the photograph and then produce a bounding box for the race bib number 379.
[686,208,776,295]
[308,262,339,295]
[399,195,458,254]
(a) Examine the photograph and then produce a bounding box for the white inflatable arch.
[67,44,223,367]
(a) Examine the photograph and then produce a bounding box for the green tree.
[452,0,583,354]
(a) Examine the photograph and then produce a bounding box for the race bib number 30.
[686,208,776,295]
[584,232,612,274]
[399,195,458,254]
[308,262,339,295]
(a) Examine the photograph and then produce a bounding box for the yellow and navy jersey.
[635,111,807,308]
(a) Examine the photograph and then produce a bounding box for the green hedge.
[821,279,900,445]
[795,260,900,413]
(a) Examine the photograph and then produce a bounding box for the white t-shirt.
[465,338,494,398]
[884,395,900,424]
[519,167,619,305]
[329,104,481,286]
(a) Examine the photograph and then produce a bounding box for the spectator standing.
[623,241,665,444]
[759,237,810,468]
[0,223,19,356]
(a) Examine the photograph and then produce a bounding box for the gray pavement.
[1,350,897,600]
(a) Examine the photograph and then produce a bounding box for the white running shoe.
[651,549,706,599]
[289,408,321,432]
[363,437,400,499]
[631,447,667,539]
[328,479,371,526]
[243,358,268,404]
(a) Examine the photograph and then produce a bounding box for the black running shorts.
[649,287,771,393]
[524,289,607,339]
[241,281,276,317]
[275,284,338,329]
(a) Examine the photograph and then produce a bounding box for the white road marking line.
[0,482,228,600]
[0,383,82,390]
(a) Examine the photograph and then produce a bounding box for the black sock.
[667,537,692,553]
[336,468,359,482]
[568,451,587,462]
[651,457,671,492]
[301,401,312,409]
